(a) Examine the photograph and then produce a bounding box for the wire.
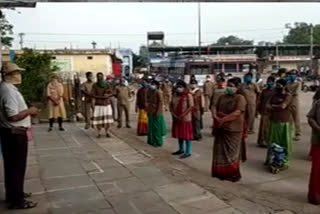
[13,27,285,37]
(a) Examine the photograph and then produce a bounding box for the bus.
[184,57,214,86]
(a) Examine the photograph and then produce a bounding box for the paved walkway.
[1,123,245,214]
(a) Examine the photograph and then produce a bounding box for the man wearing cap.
[0,62,39,209]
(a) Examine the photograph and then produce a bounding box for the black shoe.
[126,125,131,128]
[172,151,184,155]
[117,125,122,129]
[179,154,191,159]
[59,127,65,131]
[48,127,53,132]
[8,200,37,209]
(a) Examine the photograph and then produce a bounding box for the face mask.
[225,87,237,95]
[267,82,275,88]
[150,85,156,90]
[141,83,147,88]
[5,73,22,85]
[290,75,296,82]
[123,81,128,87]
[177,87,184,93]
[244,77,252,84]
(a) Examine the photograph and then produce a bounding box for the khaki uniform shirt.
[81,81,94,103]
[147,89,163,115]
[286,82,300,106]
[116,86,131,106]
[215,94,247,132]
[203,81,215,97]
[161,82,172,96]
[240,83,260,105]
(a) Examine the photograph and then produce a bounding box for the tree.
[139,45,150,66]
[14,49,59,104]
[283,22,320,45]
[0,13,14,47]
[214,35,253,46]
[133,53,146,68]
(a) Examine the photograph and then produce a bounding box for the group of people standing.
[134,69,320,205]
[135,76,213,159]
[80,72,133,137]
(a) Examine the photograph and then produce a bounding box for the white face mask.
[177,87,184,93]
[150,85,157,90]
[5,73,22,85]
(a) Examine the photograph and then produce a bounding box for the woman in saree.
[265,79,293,170]
[212,78,247,182]
[307,99,320,205]
[147,80,167,147]
[136,79,149,136]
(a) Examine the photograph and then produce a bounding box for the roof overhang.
[35,0,320,2]
[0,0,36,8]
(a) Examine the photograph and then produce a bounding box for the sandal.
[24,192,32,198]
[8,200,37,209]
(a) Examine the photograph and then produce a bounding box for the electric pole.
[310,24,314,74]
[18,33,25,49]
[198,2,201,57]
[276,44,279,69]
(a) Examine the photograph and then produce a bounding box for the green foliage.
[283,22,320,45]
[14,49,59,104]
[214,35,253,46]
[0,14,14,47]
[138,45,150,66]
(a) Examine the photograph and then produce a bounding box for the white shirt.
[0,81,31,128]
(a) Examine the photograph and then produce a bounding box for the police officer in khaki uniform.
[240,72,260,134]
[285,69,301,140]
[161,79,172,111]
[203,75,215,112]
[116,78,131,128]
[81,72,94,129]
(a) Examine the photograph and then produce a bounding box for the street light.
[198,2,201,57]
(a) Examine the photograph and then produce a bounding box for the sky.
[4,3,320,53]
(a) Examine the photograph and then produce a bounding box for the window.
[87,56,93,60]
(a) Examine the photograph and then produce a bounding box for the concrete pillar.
[222,63,225,72]
[236,63,240,72]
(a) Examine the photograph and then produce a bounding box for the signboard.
[52,59,72,72]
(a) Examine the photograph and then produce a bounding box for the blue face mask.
[244,77,252,84]
[290,75,297,82]
[285,76,291,83]
[141,83,148,88]
[267,82,275,88]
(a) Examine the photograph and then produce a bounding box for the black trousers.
[0,128,28,204]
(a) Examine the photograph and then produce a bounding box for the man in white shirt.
[0,62,39,209]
